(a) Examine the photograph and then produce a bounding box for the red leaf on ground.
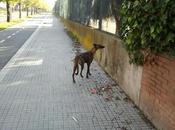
[90,88,97,94]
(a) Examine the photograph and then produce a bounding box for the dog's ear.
[93,43,97,47]
[93,43,105,49]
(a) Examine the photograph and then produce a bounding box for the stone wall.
[61,18,143,106]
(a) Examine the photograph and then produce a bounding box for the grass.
[64,28,79,42]
[0,8,6,14]
[0,8,38,31]
[0,15,36,31]
[0,19,26,31]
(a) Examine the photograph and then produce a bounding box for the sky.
[0,2,6,8]
[44,0,57,9]
[0,1,57,9]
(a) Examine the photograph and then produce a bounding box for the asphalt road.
[0,14,48,70]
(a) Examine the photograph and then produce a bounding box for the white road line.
[12,33,16,36]
[7,36,11,39]
[0,40,5,43]
[16,30,19,33]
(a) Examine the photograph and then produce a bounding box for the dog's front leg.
[72,72,76,83]
[88,66,91,76]
[72,64,77,83]
[88,63,91,75]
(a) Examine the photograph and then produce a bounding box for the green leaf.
[134,1,139,7]
[173,21,175,27]
[126,38,131,44]
[166,33,174,42]
[150,26,155,33]
[152,33,156,39]
[133,21,138,28]
[156,26,161,33]
[128,17,132,22]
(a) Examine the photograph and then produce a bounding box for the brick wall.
[140,55,175,130]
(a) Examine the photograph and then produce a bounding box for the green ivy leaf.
[128,17,132,22]
[166,33,174,42]
[173,21,175,27]
[150,26,155,34]
[134,1,139,7]
[133,21,138,28]
[151,33,156,39]
[126,38,131,44]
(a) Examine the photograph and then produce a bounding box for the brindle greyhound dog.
[72,43,105,83]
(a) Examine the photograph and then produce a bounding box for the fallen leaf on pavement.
[90,88,97,94]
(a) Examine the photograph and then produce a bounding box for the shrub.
[120,0,175,65]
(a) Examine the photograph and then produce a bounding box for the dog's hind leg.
[80,63,84,78]
[88,63,91,75]
[86,63,91,78]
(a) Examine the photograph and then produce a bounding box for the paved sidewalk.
[0,14,155,130]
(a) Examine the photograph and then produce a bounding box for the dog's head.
[93,43,105,49]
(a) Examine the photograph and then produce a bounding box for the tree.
[4,0,17,22]
[18,0,22,18]
[92,0,121,33]
[6,0,11,22]
[91,0,111,30]
[110,0,121,34]
[23,0,32,16]
[55,0,121,32]
[0,0,50,22]
[23,0,49,16]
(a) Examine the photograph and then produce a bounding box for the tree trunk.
[86,0,91,26]
[6,0,11,22]
[11,6,14,12]
[26,8,29,17]
[98,0,102,30]
[98,18,102,30]
[31,7,33,15]
[114,15,119,35]
[86,18,90,26]
[35,8,37,14]
[19,2,22,18]
[111,0,120,35]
